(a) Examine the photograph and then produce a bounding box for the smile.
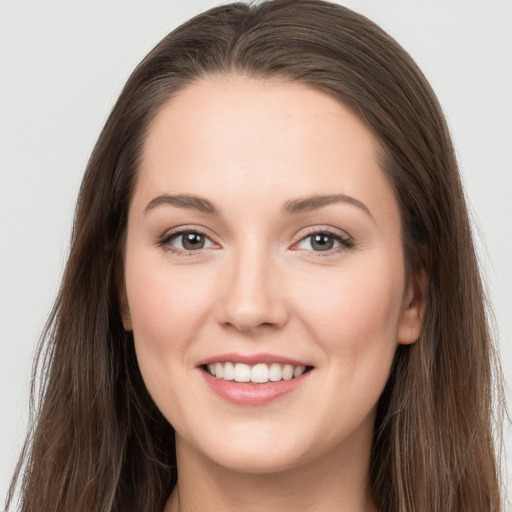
[198,353,314,405]
[206,362,307,383]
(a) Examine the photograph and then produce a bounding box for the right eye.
[159,229,217,254]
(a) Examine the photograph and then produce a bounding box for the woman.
[5,0,505,511]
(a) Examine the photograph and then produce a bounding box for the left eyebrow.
[281,194,374,221]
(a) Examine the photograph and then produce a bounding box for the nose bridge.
[216,235,288,332]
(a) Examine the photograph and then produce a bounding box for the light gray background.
[1,0,511,505]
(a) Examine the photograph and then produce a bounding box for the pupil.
[183,232,204,250]
[312,234,333,251]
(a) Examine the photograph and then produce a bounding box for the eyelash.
[157,228,216,257]
[157,227,355,258]
[294,227,355,257]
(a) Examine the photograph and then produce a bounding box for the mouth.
[202,361,313,384]
[197,353,314,404]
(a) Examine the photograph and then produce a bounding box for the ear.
[116,268,133,331]
[397,267,426,345]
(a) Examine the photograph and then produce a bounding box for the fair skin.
[120,76,424,512]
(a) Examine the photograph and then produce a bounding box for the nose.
[214,244,289,334]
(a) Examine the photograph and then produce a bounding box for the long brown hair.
[6,1,504,511]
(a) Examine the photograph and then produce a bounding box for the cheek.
[124,249,214,380]
[302,266,403,341]
[295,254,405,389]
[289,257,404,437]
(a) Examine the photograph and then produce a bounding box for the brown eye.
[162,230,216,253]
[294,230,354,254]
[181,232,205,250]
[310,233,335,251]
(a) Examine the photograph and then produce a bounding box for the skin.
[120,76,424,512]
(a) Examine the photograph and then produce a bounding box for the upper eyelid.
[160,225,217,241]
[292,225,353,243]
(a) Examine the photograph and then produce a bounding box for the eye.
[294,230,354,253]
[159,229,217,254]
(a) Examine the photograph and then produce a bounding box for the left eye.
[295,232,351,252]
[167,231,216,251]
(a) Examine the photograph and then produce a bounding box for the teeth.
[206,362,307,383]
[269,363,282,381]
[223,362,235,380]
[282,364,294,380]
[234,363,251,382]
[293,365,305,378]
[251,363,269,383]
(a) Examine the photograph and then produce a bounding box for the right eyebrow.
[144,194,220,216]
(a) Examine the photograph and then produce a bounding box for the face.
[121,77,423,474]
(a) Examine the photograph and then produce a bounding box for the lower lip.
[201,369,311,405]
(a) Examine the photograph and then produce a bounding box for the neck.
[164,430,378,512]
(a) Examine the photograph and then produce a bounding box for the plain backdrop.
[1,0,511,505]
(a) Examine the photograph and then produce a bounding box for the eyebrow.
[144,192,373,220]
[281,194,373,220]
[144,194,220,215]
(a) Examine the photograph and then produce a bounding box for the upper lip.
[197,352,311,367]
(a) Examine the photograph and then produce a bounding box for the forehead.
[142,76,378,173]
[134,76,398,227]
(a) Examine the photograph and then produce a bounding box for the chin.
[174,417,315,474]
[203,442,309,475]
